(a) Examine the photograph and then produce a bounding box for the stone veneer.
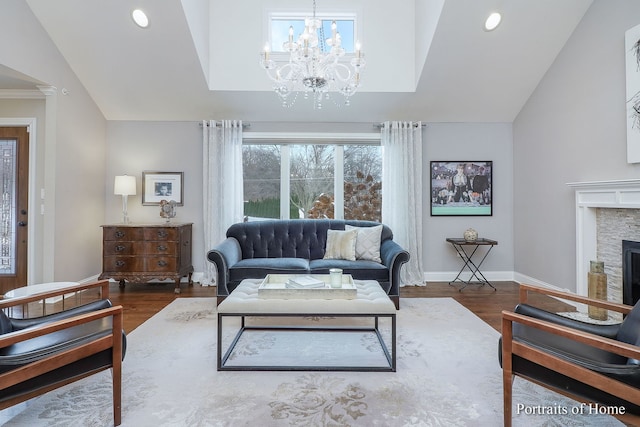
[596,208,640,304]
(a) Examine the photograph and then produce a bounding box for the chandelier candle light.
[259,0,365,108]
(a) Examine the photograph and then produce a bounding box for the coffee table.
[217,277,397,371]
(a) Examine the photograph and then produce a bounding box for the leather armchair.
[500,283,640,426]
[0,280,126,426]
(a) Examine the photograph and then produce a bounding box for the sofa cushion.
[345,224,382,263]
[323,229,358,261]
[309,259,388,282]
[229,258,310,282]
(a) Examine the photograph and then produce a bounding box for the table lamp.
[114,175,136,224]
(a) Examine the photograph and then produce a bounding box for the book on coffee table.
[258,274,357,299]
[286,276,326,288]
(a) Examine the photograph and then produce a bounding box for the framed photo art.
[430,161,492,216]
[142,171,184,206]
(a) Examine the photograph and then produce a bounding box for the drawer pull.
[157,245,167,251]
[115,260,126,267]
[115,231,125,238]
[157,260,168,267]
[115,245,126,252]
[157,230,168,238]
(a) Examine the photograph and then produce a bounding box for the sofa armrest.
[380,239,410,300]
[206,237,242,297]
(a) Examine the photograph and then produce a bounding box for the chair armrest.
[514,303,620,338]
[0,280,110,311]
[9,299,114,331]
[519,283,633,315]
[206,237,242,297]
[0,305,123,349]
[380,239,410,297]
[502,310,640,363]
[0,305,125,393]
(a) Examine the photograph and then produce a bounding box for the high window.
[243,140,381,221]
[268,14,357,54]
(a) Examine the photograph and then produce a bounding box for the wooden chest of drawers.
[99,223,193,294]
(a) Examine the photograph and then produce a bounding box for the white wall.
[513,0,640,292]
[424,123,514,280]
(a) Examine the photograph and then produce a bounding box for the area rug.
[1,298,623,426]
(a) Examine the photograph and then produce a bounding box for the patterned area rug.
[1,298,623,426]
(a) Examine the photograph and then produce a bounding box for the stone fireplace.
[569,179,640,306]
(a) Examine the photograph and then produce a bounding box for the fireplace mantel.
[568,179,640,298]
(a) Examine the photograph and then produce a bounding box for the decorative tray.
[258,274,356,299]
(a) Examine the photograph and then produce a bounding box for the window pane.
[270,18,355,53]
[290,145,334,218]
[343,145,382,221]
[243,145,281,220]
[0,139,16,275]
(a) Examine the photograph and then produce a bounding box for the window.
[243,139,381,221]
[269,14,357,53]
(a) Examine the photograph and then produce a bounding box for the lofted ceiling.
[7,0,593,123]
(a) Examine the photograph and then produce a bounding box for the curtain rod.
[374,122,427,129]
[199,121,251,128]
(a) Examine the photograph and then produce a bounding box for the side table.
[446,238,498,291]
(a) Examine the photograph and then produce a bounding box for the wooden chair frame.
[0,280,123,426]
[502,283,640,427]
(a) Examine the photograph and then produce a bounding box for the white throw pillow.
[323,229,358,261]
[345,224,383,263]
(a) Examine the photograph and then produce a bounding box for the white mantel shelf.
[568,179,640,298]
[568,179,640,209]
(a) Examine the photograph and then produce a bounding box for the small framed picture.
[142,171,184,206]
[430,161,492,216]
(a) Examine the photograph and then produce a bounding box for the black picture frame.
[142,171,184,206]
[430,161,492,216]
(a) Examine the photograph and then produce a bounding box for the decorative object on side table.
[587,260,608,320]
[160,199,177,222]
[463,228,478,242]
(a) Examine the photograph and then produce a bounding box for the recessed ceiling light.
[484,12,502,31]
[132,9,149,28]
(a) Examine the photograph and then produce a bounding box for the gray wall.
[513,0,640,291]
[105,121,205,273]
[104,120,515,281]
[424,123,514,280]
[0,1,107,284]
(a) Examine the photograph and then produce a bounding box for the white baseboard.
[424,270,515,283]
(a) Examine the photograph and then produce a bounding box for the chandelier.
[259,0,365,109]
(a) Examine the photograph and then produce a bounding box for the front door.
[0,127,29,294]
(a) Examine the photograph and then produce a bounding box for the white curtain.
[381,121,425,286]
[201,120,244,285]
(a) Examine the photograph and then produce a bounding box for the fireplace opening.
[622,240,640,306]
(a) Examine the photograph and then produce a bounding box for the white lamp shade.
[114,175,137,196]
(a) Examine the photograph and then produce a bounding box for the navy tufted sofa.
[207,219,410,309]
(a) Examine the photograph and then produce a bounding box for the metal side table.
[446,238,498,291]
